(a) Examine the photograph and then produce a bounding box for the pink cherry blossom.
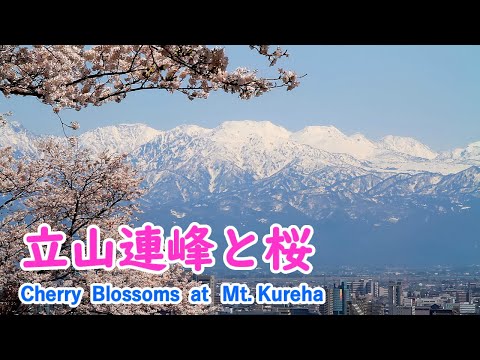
[0,45,300,112]
[0,139,213,315]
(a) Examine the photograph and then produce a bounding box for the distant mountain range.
[2,120,480,267]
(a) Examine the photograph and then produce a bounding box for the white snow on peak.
[79,123,162,155]
[118,123,143,127]
[464,141,480,159]
[291,125,440,161]
[8,120,22,127]
[438,141,480,164]
[206,121,297,178]
[378,135,438,160]
[3,119,479,177]
[167,124,212,137]
[290,125,377,159]
[0,121,37,155]
[288,125,465,173]
[211,120,291,142]
[133,120,364,183]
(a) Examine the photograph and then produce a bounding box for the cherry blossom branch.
[0,45,302,112]
[53,108,80,142]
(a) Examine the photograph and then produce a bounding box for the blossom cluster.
[0,45,300,112]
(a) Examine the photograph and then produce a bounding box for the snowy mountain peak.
[378,135,438,160]
[4,120,479,177]
[291,125,377,159]
[0,120,37,155]
[78,123,162,155]
[1,120,26,133]
[351,133,370,141]
[437,141,480,164]
[468,141,480,148]
[300,125,344,135]
[461,142,480,159]
[167,124,211,138]
[212,120,291,141]
[117,123,147,127]
[6,120,22,129]
[292,126,347,143]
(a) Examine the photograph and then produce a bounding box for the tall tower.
[319,287,334,315]
[388,282,396,310]
[365,279,379,297]
[388,281,403,313]
[333,282,351,315]
[396,281,403,306]
[467,283,476,303]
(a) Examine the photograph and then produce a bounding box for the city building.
[403,298,414,307]
[366,300,386,315]
[395,281,403,306]
[193,274,217,306]
[430,304,454,315]
[387,281,403,311]
[414,307,431,315]
[290,308,312,315]
[350,280,365,297]
[365,279,379,297]
[333,282,350,315]
[378,286,388,297]
[467,283,476,303]
[349,301,365,315]
[456,290,468,303]
[458,303,476,315]
[415,297,441,307]
[319,287,333,315]
[392,306,415,315]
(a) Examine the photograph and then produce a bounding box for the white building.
[459,303,476,315]
[415,298,441,307]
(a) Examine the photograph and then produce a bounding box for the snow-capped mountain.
[290,126,377,159]
[133,121,366,190]
[78,123,162,155]
[289,125,438,160]
[435,166,480,195]
[122,120,480,225]
[3,119,480,266]
[377,135,438,160]
[0,121,38,156]
[437,141,480,165]
[3,119,478,196]
[290,125,453,174]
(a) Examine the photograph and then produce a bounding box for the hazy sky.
[1,45,479,151]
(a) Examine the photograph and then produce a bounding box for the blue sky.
[1,45,479,151]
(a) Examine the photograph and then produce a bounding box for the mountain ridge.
[2,119,476,162]
[2,120,480,266]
